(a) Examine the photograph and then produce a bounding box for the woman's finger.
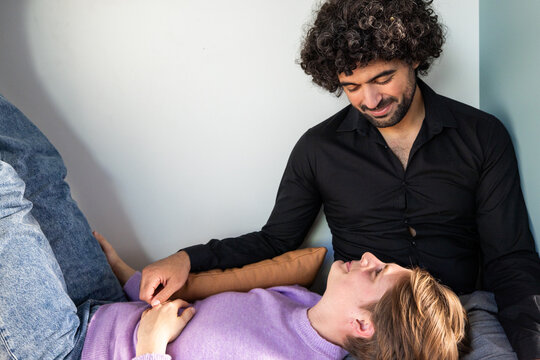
[169,298,191,309]
[177,307,196,329]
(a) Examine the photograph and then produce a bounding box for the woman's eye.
[375,264,387,276]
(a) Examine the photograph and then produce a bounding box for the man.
[140,0,540,358]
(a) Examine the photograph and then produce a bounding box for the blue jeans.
[0,95,126,359]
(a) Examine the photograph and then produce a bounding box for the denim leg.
[0,161,82,359]
[0,94,125,305]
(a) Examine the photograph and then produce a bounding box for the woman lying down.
[0,161,468,360]
[88,232,469,360]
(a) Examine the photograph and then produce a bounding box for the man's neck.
[377,85,425,169]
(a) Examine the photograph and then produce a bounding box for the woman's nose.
[360,252,372,266]
[360,252,382,267]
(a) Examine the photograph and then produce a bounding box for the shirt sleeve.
[183,131,322,272]
[475,116,540,359]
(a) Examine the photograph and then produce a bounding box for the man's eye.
[346,86,359,93]
[374,76,393,85]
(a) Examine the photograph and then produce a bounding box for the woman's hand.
[135,299,196,356]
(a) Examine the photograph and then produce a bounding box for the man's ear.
[352,311,375,339]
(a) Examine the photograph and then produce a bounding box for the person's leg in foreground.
[0,94,125,306]
[0,161,84,360]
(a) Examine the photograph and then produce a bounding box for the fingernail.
[151,299,160,307]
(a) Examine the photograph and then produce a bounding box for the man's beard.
[360,76,417,128]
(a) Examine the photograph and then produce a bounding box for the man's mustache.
[361,97,398,112]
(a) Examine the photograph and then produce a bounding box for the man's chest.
[315,134,481,225]
[386,138,412,169]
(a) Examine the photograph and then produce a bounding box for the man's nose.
[362,86,382,110]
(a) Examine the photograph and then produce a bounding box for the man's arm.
[184,131,323,272]
[140,131,323,305]
[476,116,540,359]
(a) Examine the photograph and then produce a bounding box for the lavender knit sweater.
[81,272,348,360]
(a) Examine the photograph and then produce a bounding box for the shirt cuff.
[181,243,212,272]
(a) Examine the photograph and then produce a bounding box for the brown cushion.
[173,247,327,302]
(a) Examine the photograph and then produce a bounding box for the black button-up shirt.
[185,79,540,357]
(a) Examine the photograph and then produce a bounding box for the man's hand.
[140,250,191,306]
[135,299,195,356]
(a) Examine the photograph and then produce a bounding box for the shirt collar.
[336,78,457,135]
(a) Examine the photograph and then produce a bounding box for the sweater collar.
[291,306,349,359]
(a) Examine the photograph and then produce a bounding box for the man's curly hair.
[299,0,445,94]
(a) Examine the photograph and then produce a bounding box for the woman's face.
[326,252,411,309]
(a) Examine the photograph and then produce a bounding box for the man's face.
[326,252,411,309]
[338,60,417,128]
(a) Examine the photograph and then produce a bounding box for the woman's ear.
[352,311,374,339]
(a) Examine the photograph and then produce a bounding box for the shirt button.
[404,219,409,224]
[411,241,416,246]
[401,181,407,186]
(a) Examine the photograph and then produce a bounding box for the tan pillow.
[173,247,327,302]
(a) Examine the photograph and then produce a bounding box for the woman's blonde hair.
[345,268,469,360]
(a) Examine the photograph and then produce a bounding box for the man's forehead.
[337,59,407,81]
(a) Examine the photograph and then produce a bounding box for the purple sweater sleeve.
[124,272,143,301]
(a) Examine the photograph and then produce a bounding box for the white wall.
[0,1,478,278]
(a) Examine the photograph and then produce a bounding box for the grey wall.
[480,0,539,249]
